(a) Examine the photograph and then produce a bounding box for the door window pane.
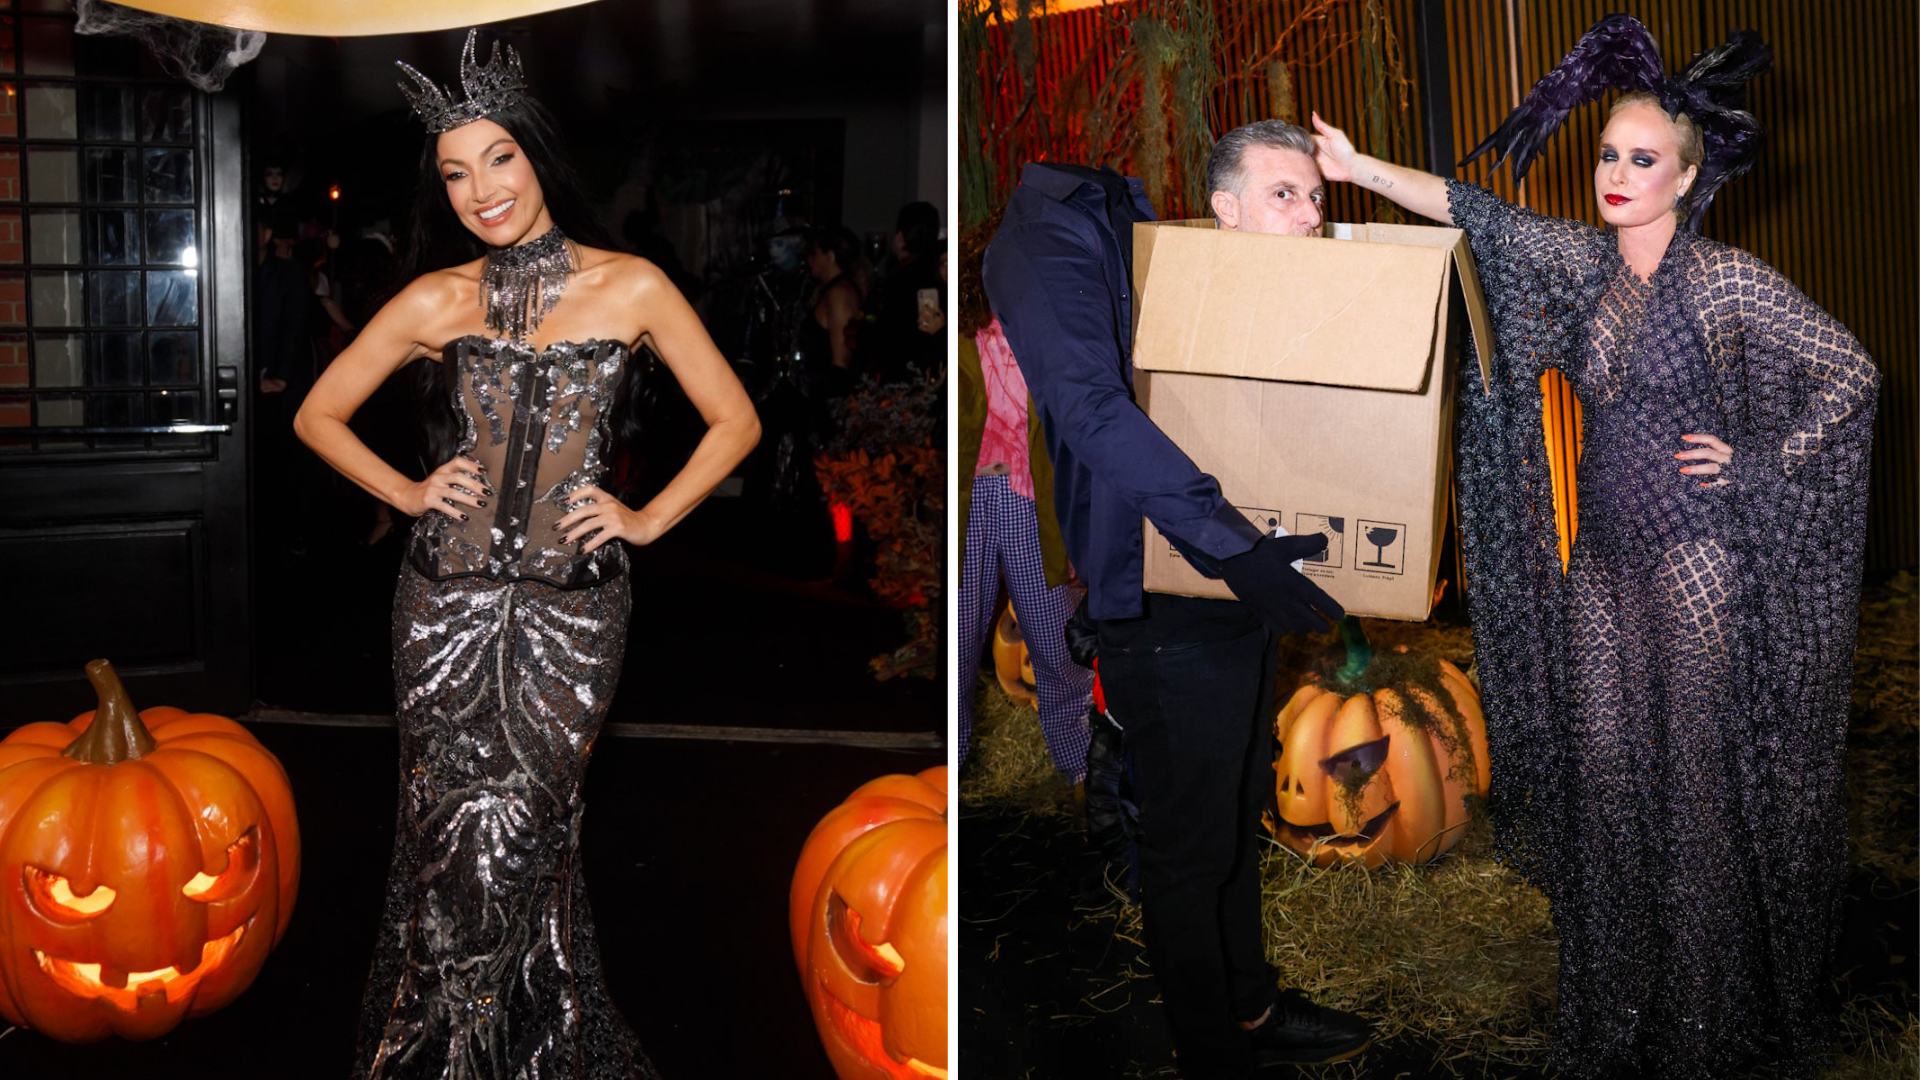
[0,148,18,200]
[147,330,195,384]
[80,84,133,140]
[28,269,76,325]
[0,18,17,76]
[140,87,191,143]
[145,269,192,325]
[83,146,134,202]
[0,208,17,262]
[91,330,138,385]
[28,206,75,262]
[87,267,137,324]
[26,146,75,200]
[88,388,144,446]
[142,147,191,203]
[149,387,202,447]
[20,17,71,77]
[0,83,16,138]
[22,81,71,138]
[143,207,190,264]
[31,330,76,385]
[86,207,135,264]
[37,391,80,424]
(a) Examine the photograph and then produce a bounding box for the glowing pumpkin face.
[0,661,300,1042]
[991,604,1036,706]
[791,767,947,1080]
[1270,621,1490,868]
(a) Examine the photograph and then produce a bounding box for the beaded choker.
[483,226,575,342]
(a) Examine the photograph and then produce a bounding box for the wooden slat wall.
[1448,0,1917,571]
[975,0,1430,221]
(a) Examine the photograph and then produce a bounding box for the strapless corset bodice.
[407,335,631,588]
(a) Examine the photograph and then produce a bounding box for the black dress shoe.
[1247,989,1374,1066]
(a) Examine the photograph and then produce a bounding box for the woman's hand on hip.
[557,484,660,552]
[399,456,491,519]
[1676,433,1733,487]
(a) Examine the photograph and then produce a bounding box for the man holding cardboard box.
[983,124,1371,1077]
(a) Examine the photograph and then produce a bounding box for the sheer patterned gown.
[1443,181,1879,1080]
[353,335,657,1079]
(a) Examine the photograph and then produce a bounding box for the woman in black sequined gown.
[294,36,759,1079]
[1311,56,1878,1080]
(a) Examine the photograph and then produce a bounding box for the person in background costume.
[984,149,1371,1078]
[956,209,1092,785]
[1312,15,1878,1078]
[295,30,758,1077]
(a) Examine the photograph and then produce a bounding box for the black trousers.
[1096,594,1279,1080]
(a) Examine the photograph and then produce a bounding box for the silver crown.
[396,29,529,134]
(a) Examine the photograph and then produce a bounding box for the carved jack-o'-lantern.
[990,602,1037,706]
[1270,619,1489,868]
[0,661,300,1041]
[791,767,947,1080]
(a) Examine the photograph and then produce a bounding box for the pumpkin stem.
[64,659,157,765]
[1332,616,1373,685]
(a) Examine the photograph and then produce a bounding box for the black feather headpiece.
[1460,14,1770,232]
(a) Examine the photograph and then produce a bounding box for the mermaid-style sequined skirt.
[352,564,655,1079]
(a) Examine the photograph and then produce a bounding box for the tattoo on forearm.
[1371,174,1394,190]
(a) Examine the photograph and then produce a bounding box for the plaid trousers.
[958,474,1093,781]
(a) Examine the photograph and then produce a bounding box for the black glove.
[1217,533,1345,634]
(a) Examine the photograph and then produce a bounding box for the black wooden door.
[0,7,250,722]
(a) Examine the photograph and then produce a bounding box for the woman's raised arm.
[1310,111,1453,224]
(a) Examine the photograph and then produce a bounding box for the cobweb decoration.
[74,0,266,93]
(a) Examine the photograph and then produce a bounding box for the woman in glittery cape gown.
[1310,105,1879,1077]
[296,37,759,1079]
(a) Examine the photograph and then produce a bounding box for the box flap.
[1313,222,1495,393]
[1132,224,1452,393]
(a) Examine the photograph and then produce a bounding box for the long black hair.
[405,95,651,469]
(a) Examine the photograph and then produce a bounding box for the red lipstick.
[1604,194,1630,206]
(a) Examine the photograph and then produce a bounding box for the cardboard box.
[1129,219,1494,621]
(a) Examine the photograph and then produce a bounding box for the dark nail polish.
[477,500,487,507]
[483,488,494,497]
[459,513,469,521]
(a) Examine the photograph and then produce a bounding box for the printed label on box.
[1293,513,1345,568]
[1354,519,1407,575]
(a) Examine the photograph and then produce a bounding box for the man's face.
[1210,145,1326,236]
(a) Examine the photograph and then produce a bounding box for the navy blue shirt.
[983,163,1263,620]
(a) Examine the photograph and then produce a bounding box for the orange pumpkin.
[790,766,947,1080]
[0,661,300,1041]
[990,603,1036,706]
[1271,619,1489,868]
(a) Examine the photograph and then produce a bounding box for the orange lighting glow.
[829,501,853,543]
[328,184,341,201]
[817,972,946,1080]
[33,921,247,1010]
[25,867,117,918]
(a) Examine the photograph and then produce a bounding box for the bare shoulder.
[574,246,673,298]
[392,263,480,314]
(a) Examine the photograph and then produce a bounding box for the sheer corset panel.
[407,335,631,589]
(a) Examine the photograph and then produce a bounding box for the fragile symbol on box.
[1294,514,1345,567]
[1355,519,1407,575]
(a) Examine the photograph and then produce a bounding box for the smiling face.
[1211,144,1326,237]
[436,117,555,247]
[1594,101,1700,229]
